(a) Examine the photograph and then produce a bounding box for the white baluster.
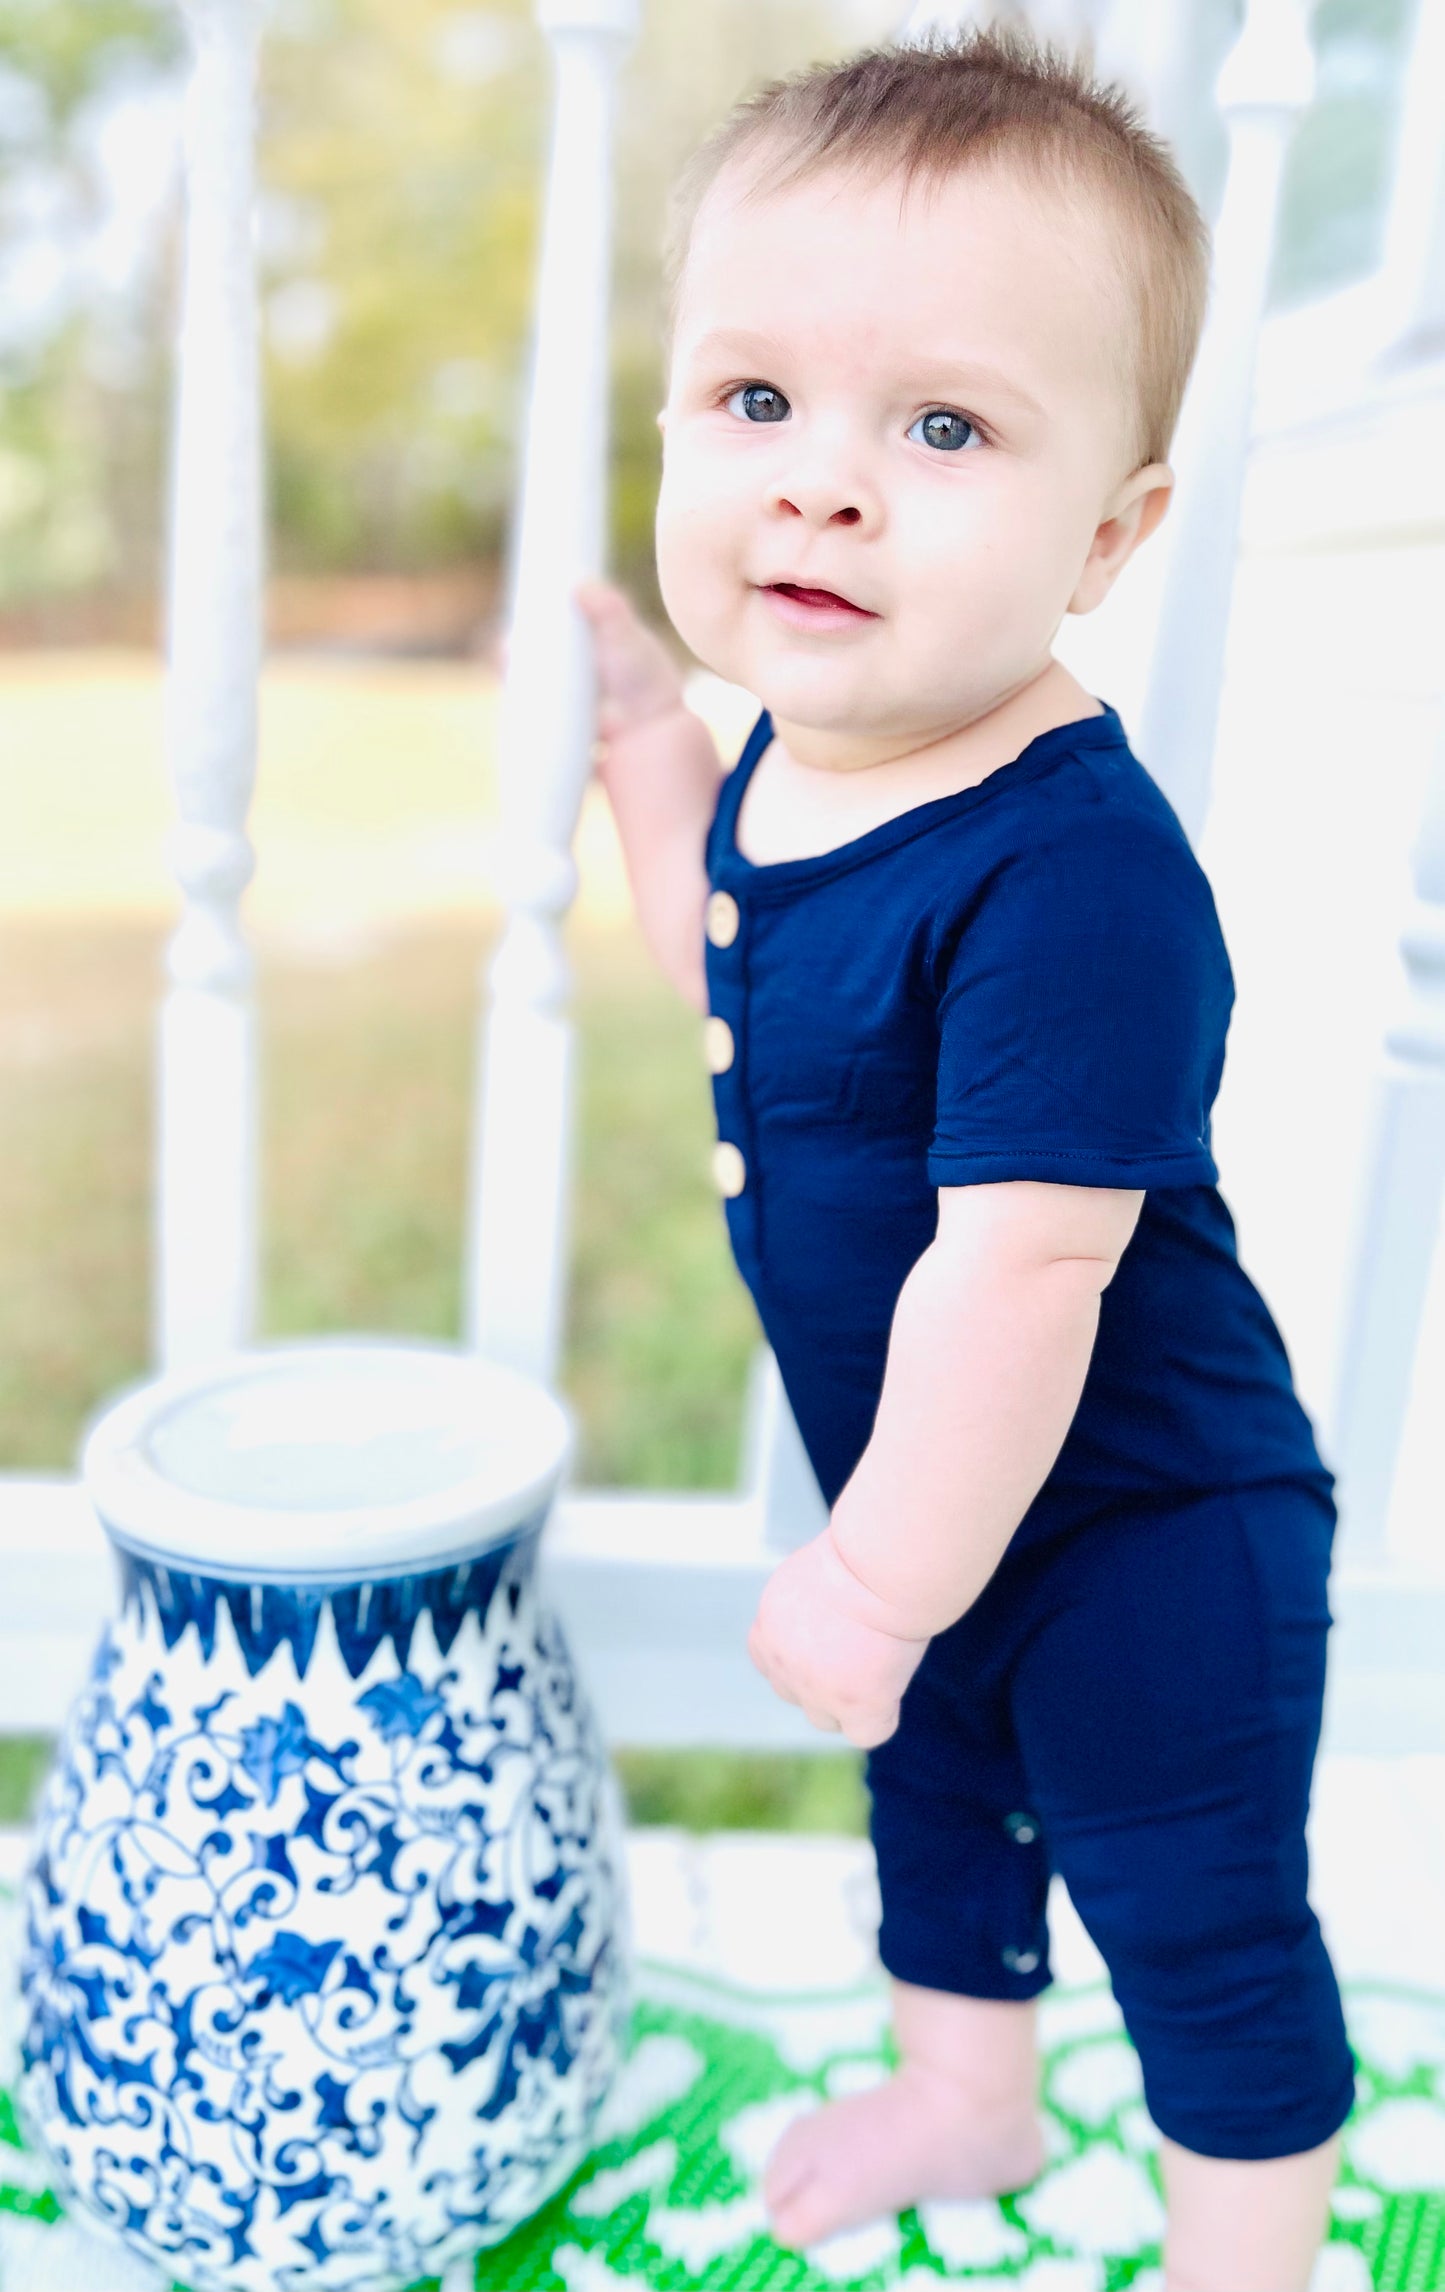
[898,1,1133,53]
[1373,0,1445,366]
[896,0,990,36]
[1328,718,1445,1563]
[895,0,1081,39]
[464,0,639,1384]
[156,0,265,1373]
[1137,0,1316,848]
[1093,0,1203,173]
[1022,0,1112,46]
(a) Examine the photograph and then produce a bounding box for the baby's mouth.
[762,582,879,622]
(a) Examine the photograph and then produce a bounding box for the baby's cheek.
[656,495,744,669]
[903,487,1063,653]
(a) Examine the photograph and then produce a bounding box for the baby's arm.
[833,1180,1143,1629]
[574,578,721,1013]
[748,1181,1144,1746]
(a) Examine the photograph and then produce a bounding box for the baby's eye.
[722,382,789,424]
[908,408,982,453]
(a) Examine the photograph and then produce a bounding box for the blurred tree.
[0,0,178,610]
[257,0,546,581]
[0,0,171,115]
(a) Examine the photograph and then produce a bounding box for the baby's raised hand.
[570,577,721,1011]
[573,577,687,749]
[747,1528,931,1750]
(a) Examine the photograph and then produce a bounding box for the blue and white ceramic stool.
[17,1338,631,2292]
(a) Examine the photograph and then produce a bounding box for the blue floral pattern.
[17,1527,630,2292]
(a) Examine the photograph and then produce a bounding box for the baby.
[575,26,1355,2292]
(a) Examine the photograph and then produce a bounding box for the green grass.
[0,1741,869,1835]
[613,1748,868,1834]
[0,1740,54,1825]
[0,912,866,1834]
[0,911,760,1479]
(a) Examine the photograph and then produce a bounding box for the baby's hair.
[661,21,1211,474]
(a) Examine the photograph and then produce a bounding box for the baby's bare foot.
[763,2060,1046,2252]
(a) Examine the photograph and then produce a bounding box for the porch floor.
[0,1752,1442,2290]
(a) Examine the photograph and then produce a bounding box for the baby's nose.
[770,483,867,528]
[760,415,875,528]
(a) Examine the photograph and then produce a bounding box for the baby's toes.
[762,2110,853,2249]
[762,2107,824,2212]
[766,2162,839,2252]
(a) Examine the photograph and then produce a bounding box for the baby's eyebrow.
[684,329,1045,419]
[686,326,793,365]
[911,361,1045,419]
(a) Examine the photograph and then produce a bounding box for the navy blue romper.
[702,700,1358,2162]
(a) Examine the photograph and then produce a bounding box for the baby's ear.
[655,408,667,432]
[1069,464,1173,617]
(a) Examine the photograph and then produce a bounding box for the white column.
[1373,0,1445,365]
[155,0,265,1374]
[1023,0,1112,47]
[1137,0,1316,849]
[464,0,639,1384]
[1093,0,1203,175]
[1328,715,1445,1564]
[896,0,1010,35]
[896,0,1096,39]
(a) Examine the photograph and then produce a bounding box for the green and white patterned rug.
[3,1958,1444,2292]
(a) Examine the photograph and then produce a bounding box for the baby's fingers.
[573,576,631,624]
[747,1618,791,1699]
[746,1625,837,1731]
[839,1699,900,1751]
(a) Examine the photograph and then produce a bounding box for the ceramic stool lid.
[79,1336,573,1580]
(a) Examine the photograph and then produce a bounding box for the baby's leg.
[766,1645,1055,2251]
[764,1978,1046,2251]
[1011,1484,1356,2292]
[1158,2129,1345,2292]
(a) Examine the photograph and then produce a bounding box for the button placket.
[703,883,752,1240]
[711,1140,746,1196]
[705,889,740,948]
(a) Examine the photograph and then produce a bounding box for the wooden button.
[711,1141,746,1197]
[705,889,740,948]
[703,1016,734,1074]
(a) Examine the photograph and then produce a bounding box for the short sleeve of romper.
[927,809,1230,1194]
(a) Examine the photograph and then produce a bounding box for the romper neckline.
[711,699,1130,892]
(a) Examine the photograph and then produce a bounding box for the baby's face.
[656,158,1161,761]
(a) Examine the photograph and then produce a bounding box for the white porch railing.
[1329,724,1445,1564]
[155,0,264,1374]
[2,0,1444,1756]
[464,0,639,1390]
[1374,0,1445,366]
[1135,0,1316,845]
